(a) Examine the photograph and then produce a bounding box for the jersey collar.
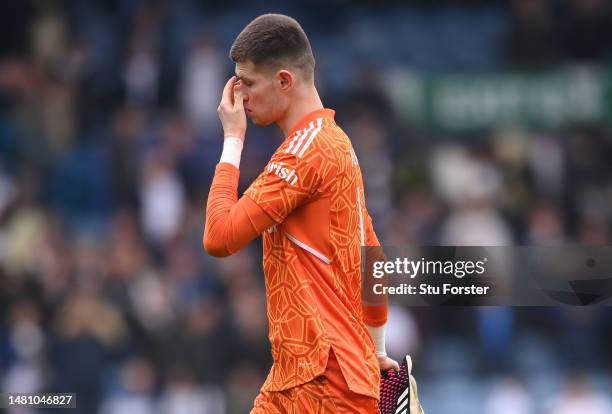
[288,108,335,137]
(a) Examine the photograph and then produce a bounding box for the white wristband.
[219,137,244,169]
[366,323,387,357]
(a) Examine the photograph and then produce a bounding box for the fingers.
[387,360,400,371]
[233,86,244,111]
[217,76,247,140]
[220,76,236,107]
[379,356,400,372]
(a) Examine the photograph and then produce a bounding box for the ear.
[276,70,294,92]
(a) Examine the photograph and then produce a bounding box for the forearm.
[362,212,389,356]
[203,140,274,256]
[363,303,388,327]
[362,213,388,326]
[366,323,388,357]
[362,246,388,326]
[204,163,238,256]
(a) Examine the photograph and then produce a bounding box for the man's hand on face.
[217,76,246,141]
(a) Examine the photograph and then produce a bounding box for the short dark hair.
[230,14,315,78]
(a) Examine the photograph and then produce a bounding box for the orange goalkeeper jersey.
[204,108,386,400]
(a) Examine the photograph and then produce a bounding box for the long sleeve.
[203,163,276,257]
[362,213,388,327]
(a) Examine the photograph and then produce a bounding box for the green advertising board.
[385,66,611,132]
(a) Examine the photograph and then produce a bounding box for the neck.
[277,85,323,136]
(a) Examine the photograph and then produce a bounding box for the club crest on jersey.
[266,161,298,186]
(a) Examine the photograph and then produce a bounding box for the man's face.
[234,61,287,126]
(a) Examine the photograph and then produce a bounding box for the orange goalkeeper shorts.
[251,349,380,414]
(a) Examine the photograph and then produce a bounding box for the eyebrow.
[236,74,253,83]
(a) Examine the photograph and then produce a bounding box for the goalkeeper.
[204,14,400,413]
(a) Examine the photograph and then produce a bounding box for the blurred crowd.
[1,1,612,413]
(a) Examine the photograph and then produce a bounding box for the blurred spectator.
[558,0,612,62]
[387,190,441,245]
[346,110,393,232]
[436,146,514,244]
[506,0,559,66]
[123,3,164,106]
[2,300,45,396]
[181,34,224,136]
[51,289,128,414]
[100,356,156,414]
[124,39,159,106]
[548,375,612,414]
[526,203,565,244]
[0,160,15,207]
[477,307,515,372]
[109,105,146,210]
[227,284,271,374]
[0,2,32,58]
[484,376,534,414]
[224,363,266,414]
[2,169,45,276]
[139,149,186,246]
[386,305,420,358]
[526,135,564,201]
[159,297,230,385]
[159,365,225,414]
